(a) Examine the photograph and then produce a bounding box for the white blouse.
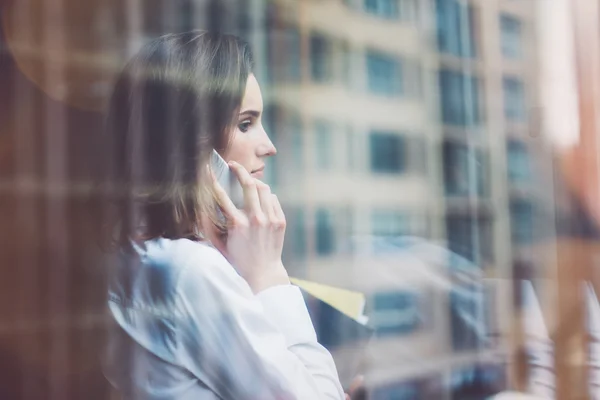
[103,237,345,400]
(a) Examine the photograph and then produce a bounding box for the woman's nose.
[260,128,277,157]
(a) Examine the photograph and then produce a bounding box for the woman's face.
[223,74,276,180]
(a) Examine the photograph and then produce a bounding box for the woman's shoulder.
[139,237,250,318]
[110,237,232,309]
[138,237,226,278]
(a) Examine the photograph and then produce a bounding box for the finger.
[271,194,285,222]
[348,375,364,395]
[256,181,275,220]
[228,161,261,215]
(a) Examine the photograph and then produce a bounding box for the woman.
[101,31,345,399]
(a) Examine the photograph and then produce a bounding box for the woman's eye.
[238,120,252,133]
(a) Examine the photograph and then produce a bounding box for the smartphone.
[210,150,244,209]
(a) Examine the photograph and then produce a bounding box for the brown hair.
[101,30,254,246]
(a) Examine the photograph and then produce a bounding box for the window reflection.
[439,70,481,127]
[436,0,477,58]
[500,13,523,60]
[366,51,403,97]
[503,77,526,122]
[370,132,406,174]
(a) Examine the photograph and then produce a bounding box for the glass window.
[369,291,421,337]
[292,208,307,258]
[289,113,304,169]
[371,210,410,237]
[510,200,534,245]
[501,14,522,59]
[443,142,488,196]
[346,125,355,170]
[314,120,333,170]
[316,208,335,255]
[366,51,403,96]
[400,0,419,23]
[269,26,301,83]
[503,76,526,121]
[436,0,477,58]
[370,132,405,173]
[439,69,481,127]
[340,42,352,87]
[364,0,399,19]
[310,33,332,82]
[507,140,531,183]
[282,207,307,270]
[451,364,507,399]
[446,214,494,264]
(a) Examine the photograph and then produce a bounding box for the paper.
[290,277,366,321]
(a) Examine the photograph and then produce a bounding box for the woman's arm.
[174,246,345,400]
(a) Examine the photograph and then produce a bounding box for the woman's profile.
[100,30,345,399]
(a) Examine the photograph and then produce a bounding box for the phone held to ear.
[211,150,245,209]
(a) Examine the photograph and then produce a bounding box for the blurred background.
[1,0,600,398]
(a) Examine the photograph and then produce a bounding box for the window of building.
[364,0,399,19]
[346,126,355,170]
[369,290,421,337]
[340,41,353,87]
[268,26,301,83]
[450,284,484,351]
[371,210,410,237]
[314,120,333,170]
[500,14,522,59]
[446,214,493,264]
[507,140,531,183]
[443,142,488,196]
[289,113,304,169]
[510,200,534,245]
[436,0,477,58]
[369,132,405,173]
[439,69,481,127]
[366,51,403,96]
[400,0,419,23]
[340,206,355,251]
[316,208,335,255]
[310,33,332,82]
[503,76,526,121]
[290,207,307,259]
[450,364,507,398]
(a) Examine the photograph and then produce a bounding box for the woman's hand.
[209,161,289,293]
[345,375,365,400]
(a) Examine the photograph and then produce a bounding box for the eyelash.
[238,119,252,133]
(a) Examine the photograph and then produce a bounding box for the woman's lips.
[251,166,265,178]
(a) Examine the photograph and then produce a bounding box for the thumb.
[348,375,365,396]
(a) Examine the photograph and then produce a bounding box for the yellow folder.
[290,277,366,321]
